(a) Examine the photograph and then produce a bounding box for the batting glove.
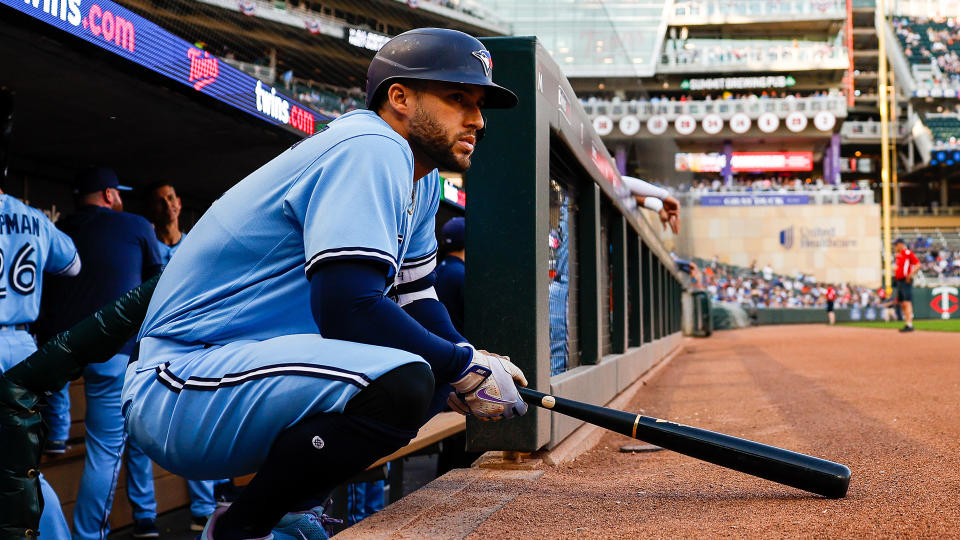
[449,348,528,421]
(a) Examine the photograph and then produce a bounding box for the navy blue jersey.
[37,205,162,352]
[435,254,465,335]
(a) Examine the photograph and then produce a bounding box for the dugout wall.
[465,37,685,453]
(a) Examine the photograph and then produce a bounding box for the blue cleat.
[271,508,342,540]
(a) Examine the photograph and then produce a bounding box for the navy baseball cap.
[441,217,465,250]
[74,167,132,195]
[894,238,905,245]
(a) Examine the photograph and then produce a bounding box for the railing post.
[642,241,654,343]
[578,184,603,365]
[611,215,628,354]
[628,231,642,347]
[464,37,549,452]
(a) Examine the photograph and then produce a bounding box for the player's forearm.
[309,260,470,382]
[622,175,670,199]
[402,297,467,345]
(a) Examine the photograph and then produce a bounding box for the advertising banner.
[2,0,332,136]
[699,194,811,206]
[676,152,814,172]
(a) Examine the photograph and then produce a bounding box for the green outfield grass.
[842,319,960,332]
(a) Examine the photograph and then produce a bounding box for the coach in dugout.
[893,238,920,333]
[122,28,527,540]
[37,167,163,539]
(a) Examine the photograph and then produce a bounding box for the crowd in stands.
[893,16,960,81]
[679,176,863,193]
[281,76,364,118]
[904,235,960,278]
[924,113,960,147]
[690,258,882,309]
[644,90,838,102]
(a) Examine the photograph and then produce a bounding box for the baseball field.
[343,324,960,538]
[842,319,960,332]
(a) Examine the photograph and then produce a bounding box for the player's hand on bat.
[450,349,528,421]
[660,195,681,234]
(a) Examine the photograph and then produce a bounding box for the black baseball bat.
[517,387,850,498]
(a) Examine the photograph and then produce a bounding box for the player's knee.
[346,361,434,431]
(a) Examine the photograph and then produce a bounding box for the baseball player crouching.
[122,28,527,540]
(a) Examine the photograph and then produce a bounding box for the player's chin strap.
[0,275,160,538]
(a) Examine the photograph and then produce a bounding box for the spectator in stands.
[36,167,164,539]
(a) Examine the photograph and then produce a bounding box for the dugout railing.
[464,37,685,453]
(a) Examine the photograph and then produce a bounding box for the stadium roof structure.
[0,2,302,207]
[110,0,510,92]
[0,0,496,215]
[488,0,672,79]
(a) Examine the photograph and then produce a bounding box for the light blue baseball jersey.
[156,232,185,265]
[139,110,441,347]
[0,194,78,325]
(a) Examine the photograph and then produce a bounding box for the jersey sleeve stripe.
[396,287,438,307]
[50,252,81,276]
[305,247,398,276]
[401,250,438,266]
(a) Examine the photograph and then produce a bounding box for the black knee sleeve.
[214,363,435,539]
[345,361,434,431]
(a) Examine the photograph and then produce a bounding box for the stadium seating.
[893,17,960,79]
[923,114,960,146]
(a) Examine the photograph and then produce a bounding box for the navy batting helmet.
[366,28,518,110]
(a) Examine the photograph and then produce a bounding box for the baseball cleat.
[272,505,342,540]
[197,507,273,540]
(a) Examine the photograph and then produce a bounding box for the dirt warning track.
[467,325,960,539]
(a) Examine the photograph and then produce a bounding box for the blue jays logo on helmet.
[472,50,493,77]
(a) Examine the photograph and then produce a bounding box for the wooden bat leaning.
[517,387,851,498]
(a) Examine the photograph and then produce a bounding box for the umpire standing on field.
[36,167,163,539]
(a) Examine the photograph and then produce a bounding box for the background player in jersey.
[894,238,920,332]
[145,182,187,263]
[122,28,526,540]
[435,217,465,335]
[0,185,80,538]
[144,180,233,531]
[825,285,837,325]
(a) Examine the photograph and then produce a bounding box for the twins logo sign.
[930,286,959,319]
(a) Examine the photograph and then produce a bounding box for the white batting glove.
[449,349,528,421]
